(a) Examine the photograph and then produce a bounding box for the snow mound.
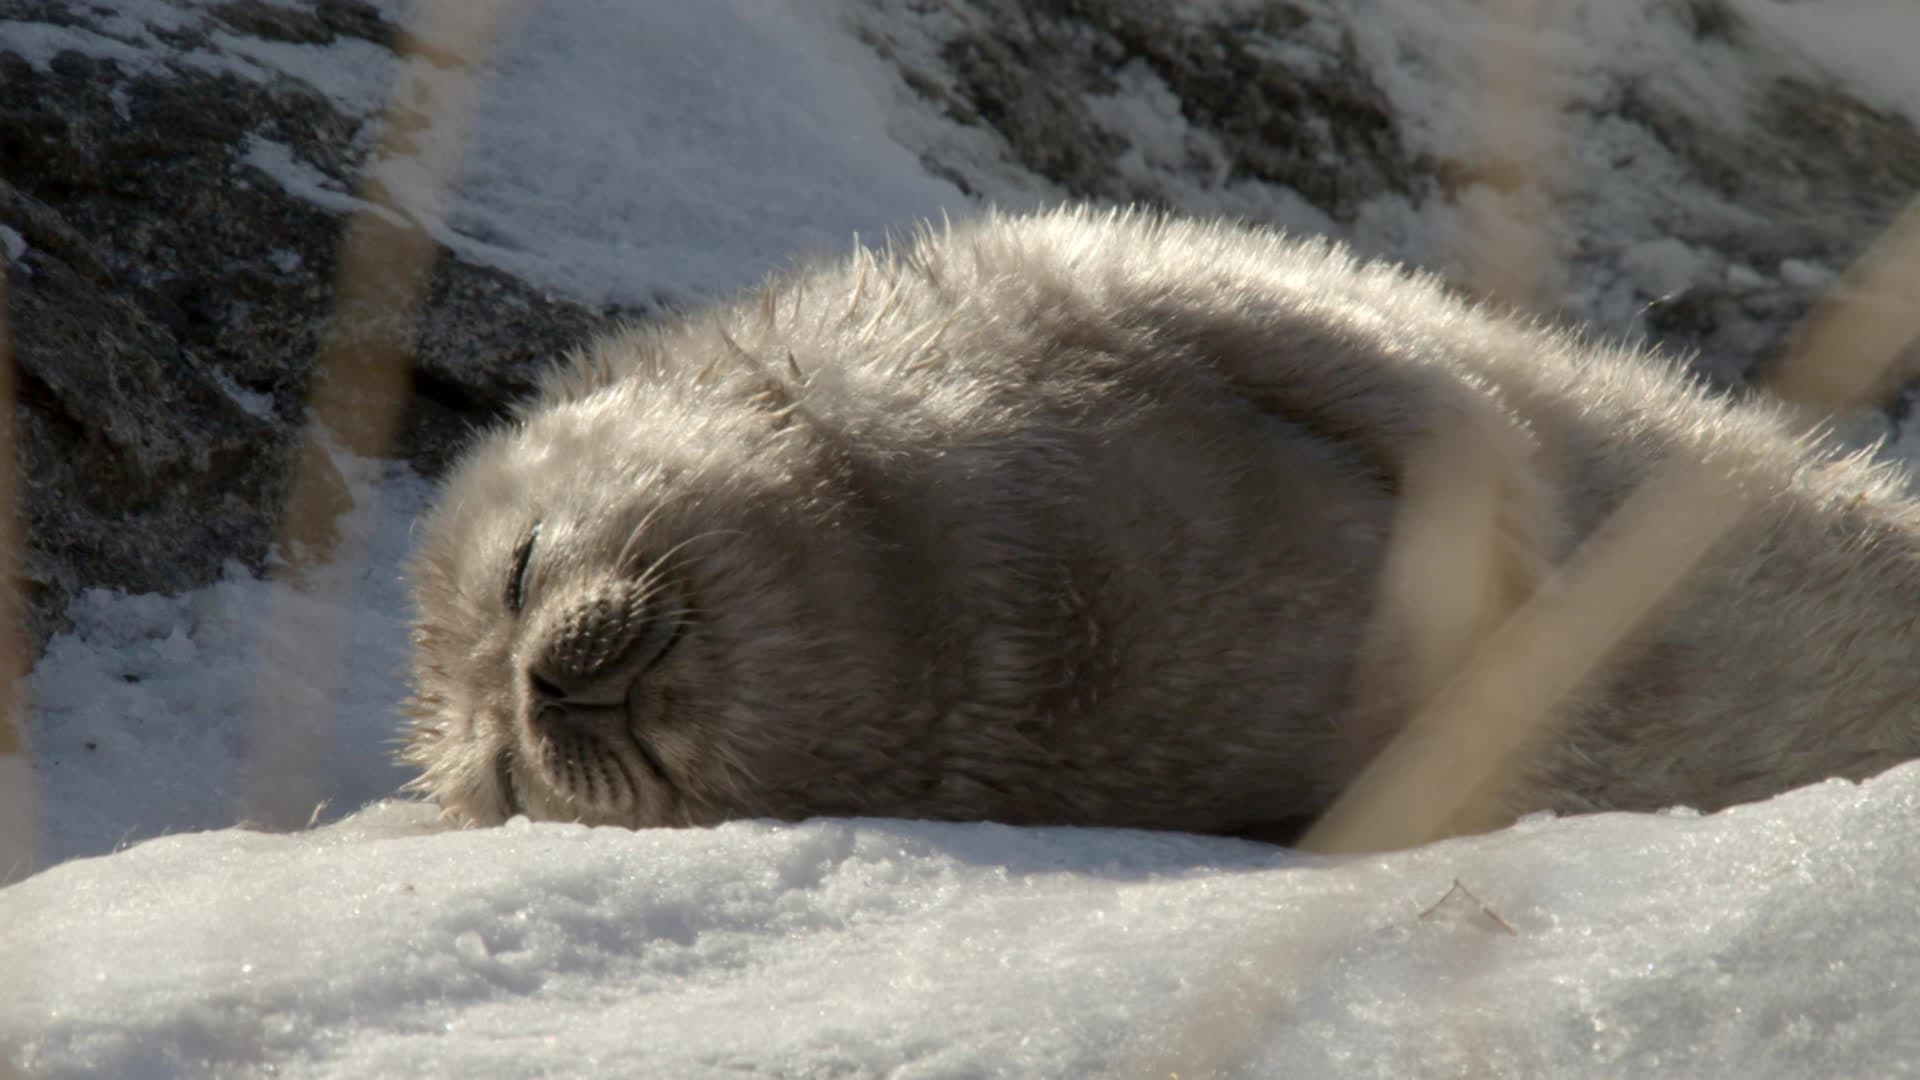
[5,763,1918,1078]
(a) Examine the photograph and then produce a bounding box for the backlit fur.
[402,207,1920,838]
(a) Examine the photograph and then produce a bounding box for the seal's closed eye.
[642,608,684,673]
[506,523,540,614]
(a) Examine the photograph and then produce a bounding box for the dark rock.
[207,0,392,48]
[880,0,1414,219]
[849,0,1920,408]
[0,5,610,649]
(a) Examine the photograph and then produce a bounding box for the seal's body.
[403,208,1920,839]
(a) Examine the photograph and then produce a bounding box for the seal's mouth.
[506,595,692,826]
[523,715,658,823]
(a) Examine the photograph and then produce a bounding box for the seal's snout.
[523,579,683,719]
[506,577,687,819]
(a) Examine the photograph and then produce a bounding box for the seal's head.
[402,327,908,829]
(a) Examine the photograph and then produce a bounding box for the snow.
[6,769,1919,1077]
[428,0,965,308]
[1620,237,1709,300]
[1337,0,1818,329]
[1778,255,1838,291]
[6,0,1920,1075]
[23,452,425,867]
[241,134,409,228]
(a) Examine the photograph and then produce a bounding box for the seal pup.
[402,206,1920,840]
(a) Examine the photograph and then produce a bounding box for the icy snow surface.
[6,769,1919,1077]
[6,0,1920,1076]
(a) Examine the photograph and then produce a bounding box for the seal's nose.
[521,579,684,741]
[526,583,649,708]
[529,672,567,705]
[525,665,613,743]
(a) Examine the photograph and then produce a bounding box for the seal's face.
[487,518,693,826]
[403,373,897,829]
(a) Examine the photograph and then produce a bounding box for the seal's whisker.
[637,528,749,580]
[613,501,671,571]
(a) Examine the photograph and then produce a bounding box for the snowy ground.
[5,0,1920,1076]
[8,770,1920,1077]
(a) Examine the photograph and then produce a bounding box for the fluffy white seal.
[403,207,1920,841]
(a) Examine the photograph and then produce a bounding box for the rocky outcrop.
[848,0,1920,386]
[0,0,609,647]
[3,0,1918,651]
